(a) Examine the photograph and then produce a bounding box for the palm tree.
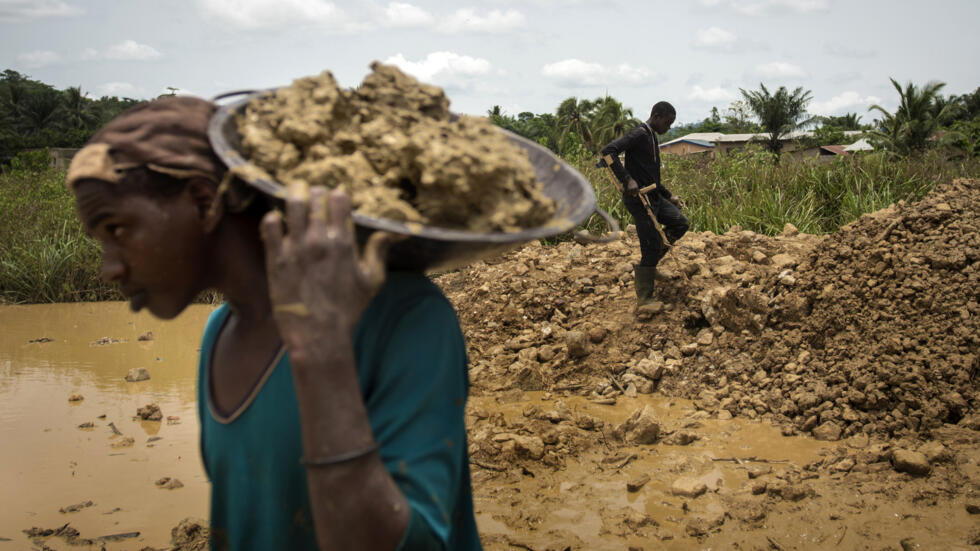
[821,112,863,130]
[556,97,598,155]
[868,78,947,155]
[739,83,813,159]
[62,86,97,130]
[18,87,65,135]
[591,96,640,149]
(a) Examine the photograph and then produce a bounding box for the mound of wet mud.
[438,178,979,444]
[237,63,555,233]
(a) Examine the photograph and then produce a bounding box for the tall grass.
[569,148,979,238]
[1,148,977,303]
[0,151,120,303]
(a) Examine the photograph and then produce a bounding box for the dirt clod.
[137,403,162,421]
[237,63,556,233]
[125,367,151,382]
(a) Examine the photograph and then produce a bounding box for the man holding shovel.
[600,101,689,310]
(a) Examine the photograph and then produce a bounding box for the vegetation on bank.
[2,147,977,304]
[0,151,120,303]
[1,71,978,303]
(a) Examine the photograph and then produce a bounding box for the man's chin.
[135,295,186,320]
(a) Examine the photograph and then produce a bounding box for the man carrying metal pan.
[65,96,482,550]
[599,101,689,312]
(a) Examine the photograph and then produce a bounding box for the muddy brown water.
[2,303,977,550]
[0,303,213,550]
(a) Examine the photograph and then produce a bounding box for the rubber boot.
[633,264,656,308]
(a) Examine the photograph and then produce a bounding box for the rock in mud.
[684,511,725,537]
[59,500,94,513]
[588,327,607,343]
[111,437,135,448]
[812,421,843,441]
[891,449,931,476]
[156,477,184,490]
[917,441,951,463]
[67,393,83,402]
[627,473,651,492]
[664,431,699,446]
[171,517,209,550]
[670,477,707,498]
[618,406,661,445]
[512,435,545,460]
[137,331,154,341]
[77,422,94,429]
[768,483,811,501]
[565,331,590,358]
[137,403,163,421]
[125,368,151,382]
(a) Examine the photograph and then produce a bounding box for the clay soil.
[237,63,556,233]
[437,178,980,550]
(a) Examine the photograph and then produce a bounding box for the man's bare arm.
[260,185,411,550]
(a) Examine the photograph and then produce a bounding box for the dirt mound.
[438,178,979,443]
[236,62,555,232]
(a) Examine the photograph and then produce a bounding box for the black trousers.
[623,192,689,267]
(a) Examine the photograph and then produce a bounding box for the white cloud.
[755,61,806,78]
[688,85,735,103]
[17,50,61,68]
[80,48,99,60]
[384,52,491,83]
[810,91,881,116]
[381,2,433,27]
[197,0,346,30]
[694,27,736,50]
[541,58,655,87]
[692,26,767,52]
[699,0,830,16]
[97,82,142,97]
[441,8,524,33]
[0,0,82,22]
[104,40,162,61]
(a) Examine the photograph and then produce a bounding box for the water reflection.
[0,302,216,549]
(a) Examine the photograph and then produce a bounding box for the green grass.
[0,150,121,303]
[1,148,978,303]
[569,147,979,238]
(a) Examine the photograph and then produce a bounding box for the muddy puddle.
[467,391,980,550]
[0,303,215,550]
[2,302,977,550]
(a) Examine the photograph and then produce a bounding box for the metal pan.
[208,90,617,272]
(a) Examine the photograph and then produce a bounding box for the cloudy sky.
[2,0,978,125]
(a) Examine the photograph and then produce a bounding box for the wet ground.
[2,302,978,550]
[0,303,214,550]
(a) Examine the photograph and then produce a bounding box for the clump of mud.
[437,178,979,442]
[237,62,556,233]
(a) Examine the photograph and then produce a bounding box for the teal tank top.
[196,273,482,550]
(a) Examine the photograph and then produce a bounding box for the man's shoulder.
[360,272,456,332]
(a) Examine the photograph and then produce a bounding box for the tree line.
[490,80,980,161]
[0,69,146,163]
[1,68,977,165]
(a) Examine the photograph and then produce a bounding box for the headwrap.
[66,96,256,212]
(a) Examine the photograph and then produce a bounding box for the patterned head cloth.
[66,96,224,189]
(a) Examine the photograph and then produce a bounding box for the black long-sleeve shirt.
[600,123,672,199]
